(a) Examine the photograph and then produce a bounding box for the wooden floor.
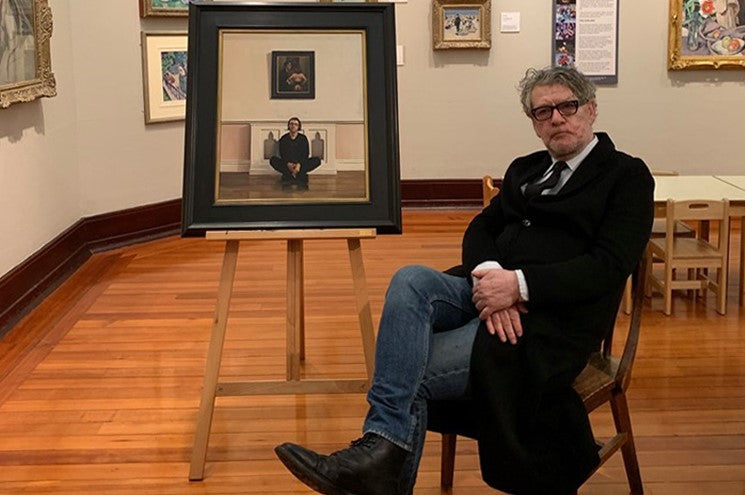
[0,209,743,494]
[218,171,367,202]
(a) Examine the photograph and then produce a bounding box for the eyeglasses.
[530,100,580,121]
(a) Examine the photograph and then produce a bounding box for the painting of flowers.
[668,0,745,69]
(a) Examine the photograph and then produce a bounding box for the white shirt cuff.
[515,269,529,302]
[471,261,529,302]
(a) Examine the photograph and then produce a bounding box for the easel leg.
[739,216,744,306]
[189,240,240,481]
[347,238,376,382]
[287,239,304,381]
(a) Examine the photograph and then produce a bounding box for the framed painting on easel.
[181,1,401,235]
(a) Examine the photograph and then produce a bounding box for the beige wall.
[0,0,79,278]
[221,31,364,122]
[1,0,745,279]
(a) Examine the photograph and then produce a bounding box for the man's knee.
[388,265,442,296]
[304,157,321,171]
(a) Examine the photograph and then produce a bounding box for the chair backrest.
[482,175,499,207]
[596,253,645,385]
[666,198,730,251]
[613,253,646,392]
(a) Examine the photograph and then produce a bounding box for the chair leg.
[717,265,728,315]
[440,433,457,489]
[644,248,654,298]
[621,276,632,315]
[663,268,672,316]
[610,392,643,495]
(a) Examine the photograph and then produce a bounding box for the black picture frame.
[271,50,316,99]
[182,1,401,236]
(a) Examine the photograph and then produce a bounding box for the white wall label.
[500,12,520,33]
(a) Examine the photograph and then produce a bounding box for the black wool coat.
[460,133,654,494]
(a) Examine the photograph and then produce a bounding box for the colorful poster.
[552,0,618,84]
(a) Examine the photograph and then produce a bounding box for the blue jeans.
[362,265,480,492]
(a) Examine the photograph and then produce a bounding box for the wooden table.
[653,175,745,305]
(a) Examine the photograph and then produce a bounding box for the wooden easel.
[189,228,377,481]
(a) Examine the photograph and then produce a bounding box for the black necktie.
[523,161,567,199]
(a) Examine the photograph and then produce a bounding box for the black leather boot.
[274,432,408,495]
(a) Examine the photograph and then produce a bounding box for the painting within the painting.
[271,51,315,100]
[161,50,187,101]
[443,8,482,41]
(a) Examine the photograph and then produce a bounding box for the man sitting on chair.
[275,67,654,494]
[269,117,321,190]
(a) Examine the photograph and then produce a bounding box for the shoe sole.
[274,444,356,495]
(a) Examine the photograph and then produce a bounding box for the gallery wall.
[220,31,364,122]
[1,0,745,280]
[0,0,79,279]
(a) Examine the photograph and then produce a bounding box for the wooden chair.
[482,175,499,206]
[620,171,695,314]
[649,170,695,243]
[647,199,730,315]
[429,255,647,494]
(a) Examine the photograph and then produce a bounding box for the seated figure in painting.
[269,117,321,190]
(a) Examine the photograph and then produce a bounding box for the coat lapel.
[555,133,614,197]
[514,154,552,190]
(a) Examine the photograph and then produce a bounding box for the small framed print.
[141,32,188,123]
[139,0,189,18]
[433,0,492,50]
[271,51,316,99]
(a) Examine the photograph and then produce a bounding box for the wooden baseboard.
[0,199,181,336]
[0,179,490,336]
[402,179,484,208]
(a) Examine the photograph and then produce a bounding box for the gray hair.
[518,67,596,115]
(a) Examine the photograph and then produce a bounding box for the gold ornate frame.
[433,0,491,50]
[668,0,745,70]
[139,0,188,18]
[0,0,56,108]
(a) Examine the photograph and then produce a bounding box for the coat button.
[522,219,531,227]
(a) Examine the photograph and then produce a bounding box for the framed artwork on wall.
[271,51,316,99]
[0,0,57,109]
[432,0,491,50]
[668,0,745,69]
[181,1,401,235]
[139,0,188,18]
[141,31,188,123]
